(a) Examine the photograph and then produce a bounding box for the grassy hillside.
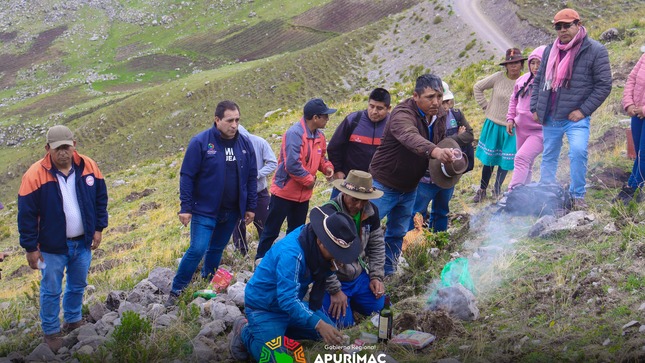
[0,0,421,201]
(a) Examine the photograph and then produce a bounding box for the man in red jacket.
[255,98,335,262]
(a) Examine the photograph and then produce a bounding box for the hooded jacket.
[370,97,447,192]
[622,53,645,116]
[507,46,547,133]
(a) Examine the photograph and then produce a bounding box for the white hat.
[442,81,454,101]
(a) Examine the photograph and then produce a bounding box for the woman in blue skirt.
[473,48,526,202]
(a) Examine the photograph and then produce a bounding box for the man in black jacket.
[327,88,391,199]
[530,8,611,209]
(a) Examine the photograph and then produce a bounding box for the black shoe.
[614,186,636,205]
[164,292,179,308]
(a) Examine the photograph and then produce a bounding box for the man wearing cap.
[408,82,473,232]
[255,98,335,261]
[327,88,391,199]
[229,207,361,361]
[531,8,612,209]
[168,100,257,306]
[320,170,386,327]
[18,125,108,352]
[369,74,457,276]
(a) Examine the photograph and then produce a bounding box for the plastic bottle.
[377,295,392,343]
[192,289,217,299]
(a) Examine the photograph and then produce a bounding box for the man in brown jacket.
[369,74,455,276]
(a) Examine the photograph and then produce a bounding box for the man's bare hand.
[316,321,344,345]
[333,171,346,181]
[178,213,192,227]
[328,291,348,320]
[91,231,102,250]
[324,168,334,182]
[569,110,585,122]
[369,278,385,299]
[26,250,42,270]
[306,176,317,190]
[532,112,539,123]
[244,211,255,225]
[430,147,454,164]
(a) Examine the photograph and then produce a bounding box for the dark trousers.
[233,188,270,256]
[480,165,509,195]
[255,194,309,260]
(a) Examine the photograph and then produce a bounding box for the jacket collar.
[41,150,82,172]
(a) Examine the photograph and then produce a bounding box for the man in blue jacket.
[530,8,612,209]
[229,206,362,362]
[167,100,258,306]
[18,125,108,352]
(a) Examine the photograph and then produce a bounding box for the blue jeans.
[370,180,416,276]
[171,211,239,294]
[40,239,92,335]
[540,116,590,198]
[629,115,645,189]
[241,307,333,362]
[408,182,454,232]
[322,271,385,328]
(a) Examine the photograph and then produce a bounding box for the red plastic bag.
[210,268,232,293]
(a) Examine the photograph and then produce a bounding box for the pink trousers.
[508,127,543,190]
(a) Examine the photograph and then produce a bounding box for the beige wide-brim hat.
[332,170,384,200]
[428,138,468,189]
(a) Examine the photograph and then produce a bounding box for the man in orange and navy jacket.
[18,125,108,352]
[255,98,335,261]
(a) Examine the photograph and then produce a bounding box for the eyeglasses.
[554,22,577,31]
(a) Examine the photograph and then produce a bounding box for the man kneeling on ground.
[322,170,386,327]
[229,207,362,361]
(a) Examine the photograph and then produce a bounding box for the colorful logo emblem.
[85,175,95,187]
[207,143,216,155]
[260,336,306,363]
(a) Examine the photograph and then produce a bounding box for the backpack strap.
[347,110,363,138]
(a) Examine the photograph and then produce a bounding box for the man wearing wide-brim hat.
[229,207,361,361]
[318,170,386,328]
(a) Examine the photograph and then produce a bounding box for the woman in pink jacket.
[617,53,645,204]
[505,46,547,190]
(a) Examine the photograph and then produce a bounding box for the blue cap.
[303,98,336,119]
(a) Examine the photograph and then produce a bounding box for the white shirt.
[56,168,85,238]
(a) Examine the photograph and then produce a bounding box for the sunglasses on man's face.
[554,22,577,31]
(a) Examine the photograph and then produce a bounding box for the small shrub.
[107,311,152,363]
[433,16,442,24]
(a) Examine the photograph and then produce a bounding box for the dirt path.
[453,0,513,54]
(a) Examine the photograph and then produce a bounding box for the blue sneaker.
[229,316,249,361]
